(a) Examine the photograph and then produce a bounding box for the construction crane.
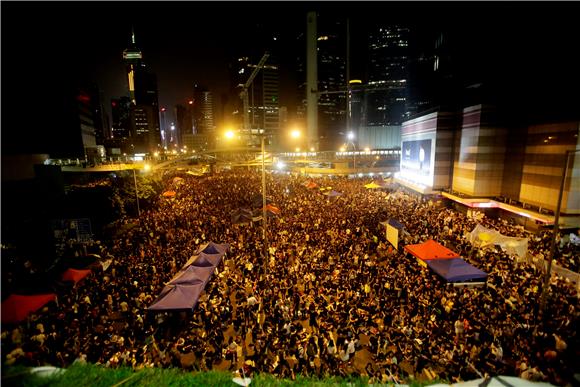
[239,52,270,133]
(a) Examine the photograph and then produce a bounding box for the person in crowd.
[1,170,578,385]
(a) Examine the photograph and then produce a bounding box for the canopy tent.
[304,181,318,189]
[149,241,229,313]
[169,265,215,286]
[251,195,273,208]
[162,191,176,198]
[404,239,460,260]
[231,208,253,225]
[380,218,405,250]
[195,241,230,256]
[2,294,56,324]
[323,190,343,197]
[364,182,382,189]
[148,283,205,311]
[190,252,223,268]
[61,268,92,284]
[265,204,281,215]
[426,258,487,282]
[469,224,529,259]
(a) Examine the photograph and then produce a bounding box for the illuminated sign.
[123,52,142,60]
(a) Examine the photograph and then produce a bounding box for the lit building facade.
[122,30,161,154]
[192,85,215,135]
[365,26,410,126]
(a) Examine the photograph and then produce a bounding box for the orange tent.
[265,204,281,215]
[61,268,92,284]
[404,239,460,266]
[1,294,56,324]
[305,181,318,189]
[162,191,176,198]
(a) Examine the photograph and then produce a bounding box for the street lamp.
[347,131,356,170]
[132,168,141,217]
[538,148,580,315]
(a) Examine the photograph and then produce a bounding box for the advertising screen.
[401,139,432,177]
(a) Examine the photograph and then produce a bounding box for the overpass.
[54,147,401,175]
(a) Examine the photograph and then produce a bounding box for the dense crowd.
[2,170,578,385]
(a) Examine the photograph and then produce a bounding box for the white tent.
[469,224,529,259]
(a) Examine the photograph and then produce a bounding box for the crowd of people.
[2,169,578,385]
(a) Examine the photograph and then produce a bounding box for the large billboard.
[401,139,432,176]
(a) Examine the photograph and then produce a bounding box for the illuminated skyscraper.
[122,29,161,154]
[365,25,410,126]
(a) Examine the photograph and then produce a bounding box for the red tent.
[265,204,281,215]
[404,239,460,266]
[61,268,92,284]
[1,294,56,324]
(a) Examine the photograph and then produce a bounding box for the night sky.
[2,2,579,154]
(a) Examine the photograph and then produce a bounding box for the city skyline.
[2,2,580,155]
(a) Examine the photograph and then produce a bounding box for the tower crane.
[239,52,270,133]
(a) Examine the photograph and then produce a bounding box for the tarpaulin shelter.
[169,265,215,286]
[426,258,488,282]
[148,283,205,311]
[251,195,273,208]
[323,190,343,197]
[404,239,460,262]
[162,191,176,198]
[469,224,529,259]
[2,294,56,324]
[195,242,229,256]
[61,268,92,284]
[364,182,382,189]
[231,208,253,225]
[265,204,281,215]
[305,181,318,189]
[190,252,222,268]
[149,241,229,313]
[380,219,405,250]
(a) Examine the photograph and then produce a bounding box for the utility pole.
[538,149,579,315]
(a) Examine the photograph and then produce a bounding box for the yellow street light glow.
[339,146,346,152]
[310,147,315,152]
[225,130,235,139]
[349,79,362,84]
[144,164,151,171]
[290,129,301,139]
[364,147,371,153]
[295,147,301,152]
[154,152,159,157]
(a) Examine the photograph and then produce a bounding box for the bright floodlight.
[290,129,301,139]
[339,146,346,152]
[347,132,355,140]
[144,164,151,171]
[277,161,286,169]
[225,130,235,139]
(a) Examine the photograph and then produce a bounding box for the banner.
[386,223,399,250]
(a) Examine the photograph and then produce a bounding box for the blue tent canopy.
[148,283,205,311]
[388,218,404,230]
[149,241,230,313]
[426,258,487,282]
[195,242,229,256]
[168,265,215,286]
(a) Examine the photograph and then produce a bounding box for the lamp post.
[538,149,579,315]
[132,168,140,217]
[261,135,268,272]
[347,131,356,171]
